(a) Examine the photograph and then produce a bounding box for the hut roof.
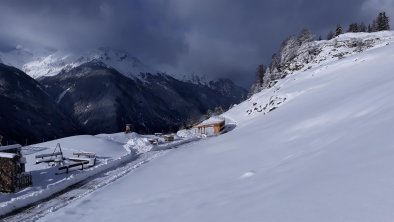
[194,116,225,127]
[0,152,17,159]
[0,144,22,152]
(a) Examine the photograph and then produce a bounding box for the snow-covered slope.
[38,31,394,222]
[250,31,394,94]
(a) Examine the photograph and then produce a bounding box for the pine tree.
[248,64,267,96]
[348,23,359,32]
[347,22,367,33]
[382,12,390,30]
[279,36,300,63]
[327,30,335,40]
[297,28,315,45]
[359,22,367,32]
[385,13,390,30]
[375,12,390,31]
[256,64,266,84]
[335,24,343,37]
[371,19,378,32]
[270,53,281,73]
[377,12,385,31]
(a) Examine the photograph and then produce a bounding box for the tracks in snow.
[2,151,168,222]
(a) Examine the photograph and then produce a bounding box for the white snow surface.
[195,116,225,126]
[0,152,17,159]
[0,131,200,217]
[37,31,394,222]
[0,133,136,215]
[124,138,153,154]
[55,88,70,104]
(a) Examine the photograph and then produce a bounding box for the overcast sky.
[0,0,393,87]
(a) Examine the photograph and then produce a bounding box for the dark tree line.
[327,11,390,40]
[348,22,367,32]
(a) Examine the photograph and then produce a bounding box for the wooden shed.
[193,117,225,135]
[163,135,175,142]
[0,144,32,193]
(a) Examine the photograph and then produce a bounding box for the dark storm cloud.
[0,0,392,87]
[0,0,189,65]
[164,0,393,86]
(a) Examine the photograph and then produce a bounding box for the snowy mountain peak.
[0,46,156,79]
[0,45,232,90]
[178,73,210,85]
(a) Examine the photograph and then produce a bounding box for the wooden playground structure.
[35,143,96,174]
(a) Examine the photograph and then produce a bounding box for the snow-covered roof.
[0,152,17,159]
[194,116,225,127]
[0,144,22,152]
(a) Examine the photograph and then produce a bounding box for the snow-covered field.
[0,131,200,217]
[31,32,394,221]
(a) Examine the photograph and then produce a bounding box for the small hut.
[0,144,32,193]
[193,116,225,136]
[163,135,175,142]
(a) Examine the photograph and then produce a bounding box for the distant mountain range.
[0,46,155,79]
[0,47,246,144]
[0,63,76,144]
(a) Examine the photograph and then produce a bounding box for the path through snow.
[1,151,168,222]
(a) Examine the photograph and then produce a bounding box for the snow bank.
[124,138,153,154]
[96,132,140,145]
[177,129,199,138]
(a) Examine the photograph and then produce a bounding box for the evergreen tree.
[297,28,315,45]
[270,53,281,73]
[383,12,390,30]
[327,30,335,40]
[348,23,359,32]
[256,64,266,84]
[376,12,390,31]
[335,24,343,37]
[371,19,378,32]
[248,64,267,96]
[359,22,367,32]
[279,37,299,63]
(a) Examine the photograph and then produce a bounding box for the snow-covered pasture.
[0,131,200,217]
[38,32,394,222]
